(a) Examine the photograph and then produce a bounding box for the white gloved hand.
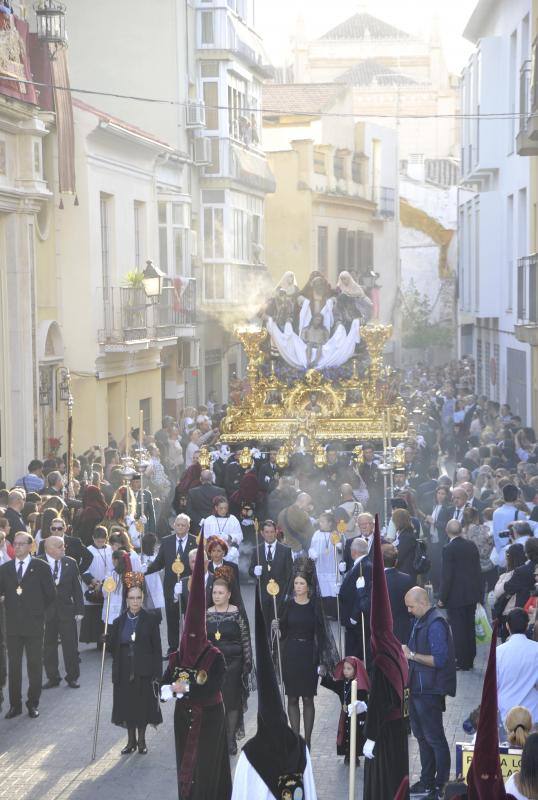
[349,617,357,626]
[160,684,174,702]
[338,562,347,574]
[140,514,148,524]
[317,665,327,677]
[253,565,263,577]
[362,739,375,759]
[356,576,365,590]
[308,548,318,560]
[173,583,182,601]
[348,700,368,716]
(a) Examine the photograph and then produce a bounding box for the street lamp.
[34,0,68,59]
[142,259,166,302]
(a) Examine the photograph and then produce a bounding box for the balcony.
[515,255,538,345]
[154,278,197,337]
[98,279,197,350]
[516,61,538,156]
[373,186,396,219]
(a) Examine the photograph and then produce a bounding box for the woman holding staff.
[106,576,162,754]
[277,557,339,749]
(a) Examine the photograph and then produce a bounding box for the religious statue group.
[260,271,373,370]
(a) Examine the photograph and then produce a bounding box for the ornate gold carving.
[221,323,407,444]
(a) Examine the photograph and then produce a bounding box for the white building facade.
[195,0,275,403]
[459,0,532,421]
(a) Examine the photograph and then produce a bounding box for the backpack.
[413,538,431,575]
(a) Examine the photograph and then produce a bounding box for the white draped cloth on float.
[231,749,318,800]
[298,296,334,334]
[266,316,360,370]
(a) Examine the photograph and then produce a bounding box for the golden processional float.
[211,270,415,524]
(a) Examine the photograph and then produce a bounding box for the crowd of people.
[2,357,538,798]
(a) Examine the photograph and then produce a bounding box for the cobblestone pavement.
[0,584,487,799]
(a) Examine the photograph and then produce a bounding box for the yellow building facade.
[263,83,400,335]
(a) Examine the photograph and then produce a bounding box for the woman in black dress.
[206,575,252,755]
[278,557,339,749]
[107,581,163,754]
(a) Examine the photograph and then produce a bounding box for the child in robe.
[321,656,369,764]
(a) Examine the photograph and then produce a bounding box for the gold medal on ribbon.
[215,630,221,641]
[267,578,280,597]
[16,585,22,596]
[172,557,185,576]
[196,670,208,685]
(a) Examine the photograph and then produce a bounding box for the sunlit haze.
[256,0,477,73]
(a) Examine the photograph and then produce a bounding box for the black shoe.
[121,742,137,754]
[5,706,22,719]
[138,742,148,755]
[27,705,39,719]
[42,679,61,689]
[424,791,441,800]
[410,779,434,794]
[66,680,80,689]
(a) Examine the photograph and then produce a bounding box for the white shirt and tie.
[265,543,275,562]
[46,553,62,583]
[176,535,189,558]
[452,506,465,523]
[16,554,31,579]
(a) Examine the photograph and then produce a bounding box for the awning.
[230,143,276,193]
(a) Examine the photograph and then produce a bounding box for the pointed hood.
[370,514,408,700]
[467,622,515,800]
[243,589,307,797]
[333,657,369,691]
[177,530,208,667]
[394,777,409,800]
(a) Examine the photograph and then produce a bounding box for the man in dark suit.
[186,469,225,531]
[38,536,84,689]
[438,520,482,670]
[504,537,538,607]
[249,519,292,629]
[258,450,280,495]
[382,544,413,644]
[37,516,92,574]
[0,531,56,718]
[4,490,26,542]
[177,546,214,609]
[130,474,156,534]
[339,538,372,662]
[358,443,383,514]
[145,513,197,653]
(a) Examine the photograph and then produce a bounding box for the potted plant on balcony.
[122,270,146,332]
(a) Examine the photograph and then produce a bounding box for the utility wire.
[1,74,535,121]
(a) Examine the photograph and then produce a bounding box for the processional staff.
[91,575,118,762]
[267,578,285,704]
[331,525,345,658]
[348,679,358,800]
[172,555,185,642]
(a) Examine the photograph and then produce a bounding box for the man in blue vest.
[403,586,457,800]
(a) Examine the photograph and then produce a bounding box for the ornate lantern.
[141,259,165,301]
[313,443,327,469]
[352,444,364,466]
[58,368,71,402]
[34,1,68,58]
[238,447,253,470]
[275,445,289,470]
[198,446,211,470]
[393,444,406,471]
